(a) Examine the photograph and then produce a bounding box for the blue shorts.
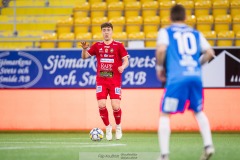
[161,78,203,114]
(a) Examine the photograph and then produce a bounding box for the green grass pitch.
[0,132,240,160]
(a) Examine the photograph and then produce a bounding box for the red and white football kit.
[87,40,128,100]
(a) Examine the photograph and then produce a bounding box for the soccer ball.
[89,128,104,141]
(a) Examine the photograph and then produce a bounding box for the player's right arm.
[155,28,168,82]
[80,41,90,59]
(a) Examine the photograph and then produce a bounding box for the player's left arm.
[199,32,215,65]
[118,56,129,73]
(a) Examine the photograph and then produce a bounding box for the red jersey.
[87,40,128,85]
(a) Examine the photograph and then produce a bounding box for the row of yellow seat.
[3,0,240,18]
[1,14,238,34]
[1,0,239,49]
[54,15,240,35]
[71,0,240,19]
[7,0,237,6]
[37,30,240,49]
[8,0,86,7]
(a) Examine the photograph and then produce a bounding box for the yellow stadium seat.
[217,31,235,46]
[73,2,90,18]
[201,31,217,46]
[76,32,92,40]
[109,16,125,32]
[160,16,171,28]
[1,7,73,16]
[92,32,103,41]
[18,30,45,37]
[128,32,145,40]
[56,17,73,34]
[76,32,92,48]
[196,15,214,32]
[58,32,74,48]
[145,31,157,48]
[15,23,55,31]
[159,1,176,17]
[123,0,138,2]
[194,1,212,17]
[89,0,102,4]
[141,0,155,3]
[113,32,127,46]
[185,15,196,28]
[230,0,240,17]
[108,2,124,19]
[0,15,13,22]
[74,17,91,35]
[8,0,45,7]
[212,0,229,17]
[214,15,232,33]
[142,1,159,19]
[0,30,13,37]
[49,0,85,6]
[91,2,107,19]
[233,15,240,34]
[124,2,141,18]
[106,0,120,3]
[177,0,194,15]
[235,31,240,46]
[143,16,160,34]
[91,17,108,34]
[128,32,145,48]
[126,16,143,34]
[158,0,172,2]
[40,33,57,48]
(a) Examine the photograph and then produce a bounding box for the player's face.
[102,27,113,41]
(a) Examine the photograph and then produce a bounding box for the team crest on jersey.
[115,87,121,95]
[96,86,102,93]
[105,49,108,53]
[110,48,114,53]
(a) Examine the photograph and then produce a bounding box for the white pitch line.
[0,137,87,141]
[0,143,126,150]
[0,141,94,145]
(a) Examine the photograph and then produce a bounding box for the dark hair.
[170,4,186,22]
[101,22,113,30]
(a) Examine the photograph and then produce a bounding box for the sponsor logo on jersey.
[100,58,114,63]
[96,86,102,93]
[115,87,121,95]
[99,48,103,53]
[100,63,113,71]
[104,46,110,48]
[105,49,108,53]
[104,54,108,57]
[110,48,114,53]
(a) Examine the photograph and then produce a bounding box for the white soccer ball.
[89,128,104,141]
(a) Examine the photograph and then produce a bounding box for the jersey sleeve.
[199,32,211,52]
[87,42,97,56]
[157,28,169,46]
[119,43,129,58]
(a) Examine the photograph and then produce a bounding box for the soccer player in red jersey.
[80,22,129,140]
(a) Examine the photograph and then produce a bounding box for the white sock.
[195,111,213,147]
[158,116,171,155]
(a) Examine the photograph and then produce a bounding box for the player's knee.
[111,101,120,110]
[98,100,106,109]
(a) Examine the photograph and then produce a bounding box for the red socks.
[113,108,122,125]
[99,107,110,126]
[99,107,122,126]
